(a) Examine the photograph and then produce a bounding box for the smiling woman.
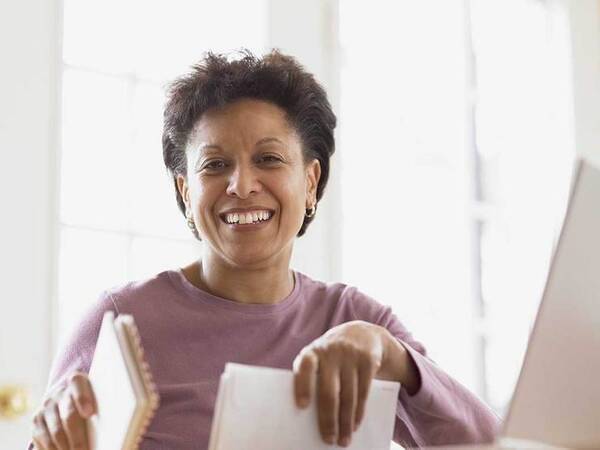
[174,98,321,285]
[30,50,500,450]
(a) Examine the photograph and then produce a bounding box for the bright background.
[3,0,600,447]
[57,0,574,415]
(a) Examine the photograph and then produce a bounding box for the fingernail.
[340,436,351,447]
[324,435,336,445]
[298,397,309,408]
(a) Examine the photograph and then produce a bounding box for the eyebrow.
[198,143,223,155]
[198,137,285,155]
[256,137,285,146]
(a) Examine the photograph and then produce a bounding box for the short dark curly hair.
[162,49,337,239]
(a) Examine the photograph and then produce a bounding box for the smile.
[220,209,274,226]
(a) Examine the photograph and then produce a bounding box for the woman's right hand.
[31,372,97,450]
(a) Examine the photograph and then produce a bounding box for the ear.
[176,174,190,211]
[305,159,321,207]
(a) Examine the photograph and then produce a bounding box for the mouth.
[219,209,275,227]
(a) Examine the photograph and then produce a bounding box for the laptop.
[426,158,600,450]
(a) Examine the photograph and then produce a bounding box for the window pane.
[129,236,201,281]
[63,0,137,73]
[339,1,476,389]
[60,68,132,231]
[57,227,129,345]
[471,0,575,412]
[130,82,191,239]
[130,0,268,82]
[64,0,268,81]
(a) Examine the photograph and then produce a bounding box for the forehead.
[190,98,297,144]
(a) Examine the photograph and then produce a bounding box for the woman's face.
[177,98,321,268]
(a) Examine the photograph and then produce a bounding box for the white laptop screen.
[502,159,600,449]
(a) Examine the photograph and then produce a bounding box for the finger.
[44,402,70,450]
[36,413,58,450]
[32,412,54,450]
[338,366,358,447]
[70,373,97,418]
[59,390,90,450]
[293,350,318,408]
[355,358,376,431]
[317,361,339,445]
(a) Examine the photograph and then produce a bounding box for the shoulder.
[295,270,358,312]
[46,270,179,392]
[46,289,117,389]
[51,271,175,360]
[295,270,354,301]
[295,271,391,323]
[103,270,178,314]
[297,271,426,353]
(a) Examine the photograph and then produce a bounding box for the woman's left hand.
[292,320,420,447]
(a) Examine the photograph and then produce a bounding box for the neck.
[182,250,295,305]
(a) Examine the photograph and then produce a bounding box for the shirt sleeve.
[349,288,502,448]
[46,291,117,393]
[27,291,117,449]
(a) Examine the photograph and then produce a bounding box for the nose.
[226,164,262,199]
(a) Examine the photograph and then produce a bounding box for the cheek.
[191,174,220,199]
[190,180,221,218]
[278,180,307,218]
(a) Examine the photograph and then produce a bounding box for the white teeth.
[224,210,272,225]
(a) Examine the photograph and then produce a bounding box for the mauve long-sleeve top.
[31,268,501,449]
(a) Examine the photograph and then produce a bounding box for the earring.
[305,204,316,218]
[185,210,196,231]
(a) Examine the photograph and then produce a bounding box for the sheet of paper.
[209,363,400,450]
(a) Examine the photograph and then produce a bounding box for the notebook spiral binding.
[120,316,160,449]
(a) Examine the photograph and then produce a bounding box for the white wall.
[0,0,62,445]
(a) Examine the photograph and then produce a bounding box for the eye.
[258,154,283,164]
[202,159,227,171]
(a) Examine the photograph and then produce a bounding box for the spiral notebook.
[87,311,159,450]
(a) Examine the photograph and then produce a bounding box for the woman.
[30,50,500,449]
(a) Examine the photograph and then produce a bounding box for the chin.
[224,247,277,268]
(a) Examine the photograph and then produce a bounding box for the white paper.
[87,311,137,450]
[208,363,400,450]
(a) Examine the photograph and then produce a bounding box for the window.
[339,0,574,414]
[468,0,574,412]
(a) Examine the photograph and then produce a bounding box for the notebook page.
[210,363,400,450]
